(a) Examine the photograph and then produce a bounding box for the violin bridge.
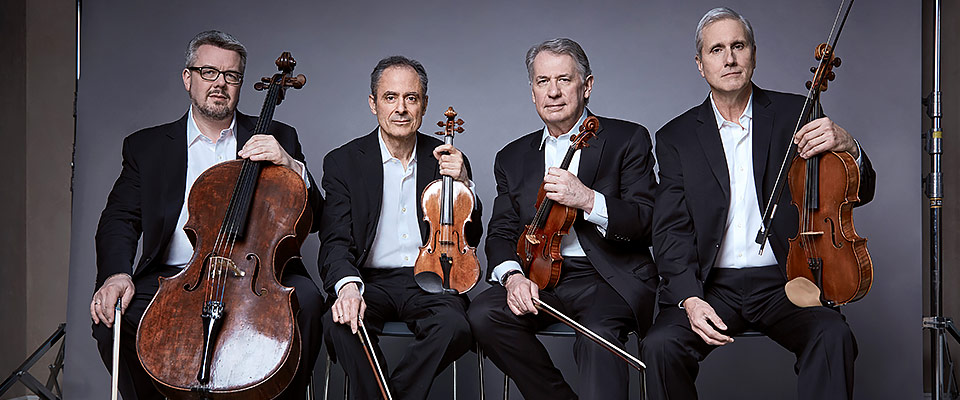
[209,256,245,277]
[525,234,540,245]
[799,231,824,236]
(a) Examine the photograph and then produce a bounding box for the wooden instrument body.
[137,160,311,399]
[517,184,577,290]
[785,150,872,306]
[415,178,481,294]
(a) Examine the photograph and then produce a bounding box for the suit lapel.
[695,97,731,199]
[235,112,255,153]
[751,87,776,210]
[159,113,189,241]
[576,112,604,188]
[356,129,384,245]
[416,133,437,244]
[523,130,547,205]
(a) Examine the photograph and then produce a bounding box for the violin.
[136,52,309,399]
[757,0,872,308]
[516,116,599,290]
[414,107,482,294]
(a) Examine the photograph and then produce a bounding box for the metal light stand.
[923,0,960,398]
[0,323,66,400]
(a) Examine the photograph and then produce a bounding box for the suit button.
[715,244,720,248]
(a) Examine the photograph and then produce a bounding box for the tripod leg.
[946,319,960,344]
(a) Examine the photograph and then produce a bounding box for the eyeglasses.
[187,66,243,85]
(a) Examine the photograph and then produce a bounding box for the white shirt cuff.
[582,191,609,235]
[334,276,364,296]
[853,139,863,167]
[292,159,311,189]
[492,261,523,286]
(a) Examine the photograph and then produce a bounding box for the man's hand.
[794,117,859,160]
[332,283,366,334]
[682,297,734,346]
[432,144,469,183]
[543,167,594,213]
[90,273,135,328]
[238,134,303,175]
[503,273,539,316]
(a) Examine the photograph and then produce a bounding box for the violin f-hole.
[824,217,844,249]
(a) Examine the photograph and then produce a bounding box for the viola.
[136,52,309,399]
[414,107,481,294]
[516,116,599,290]
[756,0,872,307]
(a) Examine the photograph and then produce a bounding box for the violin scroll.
[805,43,841,92]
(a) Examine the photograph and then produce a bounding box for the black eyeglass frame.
[186,66,244,85]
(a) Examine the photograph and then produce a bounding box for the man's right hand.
[332,283,365,334]
[504,273,539,316]
[90,273,135,328]
[682,297,734,346]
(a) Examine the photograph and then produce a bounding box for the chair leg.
[640,368,647,400]
[502,373,509,400]
[453,360,458,400]
[308,367,315,400]
[343,375,349,400]
[323,354,331,400]
[477,348,485,400]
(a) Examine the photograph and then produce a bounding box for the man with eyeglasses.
[90,30,324,400]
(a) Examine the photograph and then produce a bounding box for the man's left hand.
[433,144,469,183]
[238,134,303,175]
[543,167,594,213]
[794,117,859,160]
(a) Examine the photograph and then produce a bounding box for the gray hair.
[695,7,756,56]
[370,56,428,98]
[525,38,592,83]
[184,30,247,73]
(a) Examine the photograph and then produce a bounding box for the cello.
[756,0,872,308]
[136,52,309,399]
[414,107,482,294]
[516,116,599,290]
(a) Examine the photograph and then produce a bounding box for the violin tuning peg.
[437,121,445,127]
[805,81,813,90]
[435,130,444,136]
[833,57,842,67]
[810,66,817,73]
[827,71,836,81]
[456,127,464,133]
[456,119,464,125]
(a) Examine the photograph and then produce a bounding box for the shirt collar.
[539,109,588,151]
[709,92,753,130]
[186,106,236,145]
[377,127,417,165]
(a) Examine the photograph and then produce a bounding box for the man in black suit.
[467,38,658,400]
[640,8,876,400]
[318,55,482,400]
[89,30,324,400]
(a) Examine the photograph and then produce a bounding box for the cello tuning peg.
[254,82,268,91]
[285,74,306,89]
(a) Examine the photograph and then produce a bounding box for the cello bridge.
[209,256,245,277]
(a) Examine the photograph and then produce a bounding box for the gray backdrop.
[65,0,920,399]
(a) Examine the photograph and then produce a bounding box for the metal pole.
[923,0,945,398]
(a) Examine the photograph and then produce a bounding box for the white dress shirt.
[333,129,422,295]
[161,107,308,267]
[710,93,780,269]
[492,110,609,285]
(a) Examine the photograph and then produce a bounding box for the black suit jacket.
[653,85,876,307]
[95,112,322,288]
[485,114,658,320]
[317,129,483,296]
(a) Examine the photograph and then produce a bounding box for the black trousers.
[640,266,857,400]
[468,257,649,400]
[91,262,325,400]
[322,267,472,400]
